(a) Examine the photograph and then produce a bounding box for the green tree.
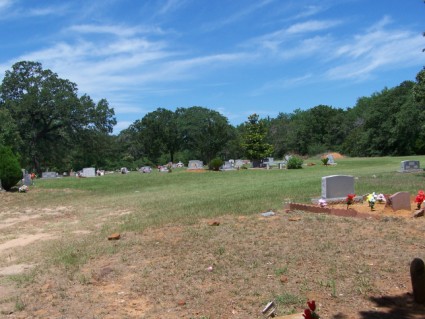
[343,81,418,156]
[0,145,22,191]
[0,61,116,172]
[241,114,273,163]
[0,108,21,152]
[139,108,180,163]
[177,106,233,163]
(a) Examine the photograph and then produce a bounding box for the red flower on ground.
[303,309,313,319]
[307,300,316,312]
[415,190,425,209]
[303,300,320,319]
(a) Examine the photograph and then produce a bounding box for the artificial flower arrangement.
[375,193,386,204]
[415,190,425,209]
[18,185,28,193]
[367,192,376,210]
[346,193,356,209]
[303,300,320,319]
[318,198,327,208]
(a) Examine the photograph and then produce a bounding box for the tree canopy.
[2,60,425,174]
[0,61,116,172]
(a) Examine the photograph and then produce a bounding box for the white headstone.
[82,167,96,177]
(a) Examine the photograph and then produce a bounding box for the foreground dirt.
[1,192,425,318]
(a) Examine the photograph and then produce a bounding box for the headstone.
[410,258,425,304]
[321,175,354,199]
[187,160,203,170]
[326,154,335,165]
[139,166,152,173]
[42,172,58,179]
[389,191,411,211]
[82,167,96,177]
[23,173,32,186]
[399,160,421,173]
[234,159,244,168]
[159,166,169,173]
[220,161,235,171]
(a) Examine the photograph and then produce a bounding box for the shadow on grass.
[358,293,425,319]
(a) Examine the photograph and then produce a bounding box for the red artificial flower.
[415,190,425,203]
[303,309,313,319]
[307,300,316,312]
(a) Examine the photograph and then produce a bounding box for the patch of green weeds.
[274,266,288,276]
[14,297,25,311]
[7,270,36,287]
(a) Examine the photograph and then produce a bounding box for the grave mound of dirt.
[322,152,345,159]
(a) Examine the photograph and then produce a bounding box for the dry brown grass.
[2,206,425,318]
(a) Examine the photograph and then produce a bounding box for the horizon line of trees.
[1,60,425,173]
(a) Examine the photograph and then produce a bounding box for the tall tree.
[0,61,116,172]
[177,106,233,163]
[241,113,273,163]
[0,108,21,152]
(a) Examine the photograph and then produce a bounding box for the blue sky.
[0,0,424,133]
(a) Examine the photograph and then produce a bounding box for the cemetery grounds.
[1,156,425,318]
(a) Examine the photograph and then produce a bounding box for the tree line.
[1,60,425,174]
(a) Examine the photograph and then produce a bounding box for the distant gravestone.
[82,167,96,177]
[139,166,152,173]
[399,160,421,173]
[159,166,169,173]
[221,161,235,171]
[187,160,203,170]
[327,154,335,165]
[389,191,411,211]
[21,169,31,186]
[321,175,354,199]
[234,159,244,168]
[42,172,57,179]
[23,173,32,186]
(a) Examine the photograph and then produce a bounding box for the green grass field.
[34,155,425,231]
[3,155,425,318]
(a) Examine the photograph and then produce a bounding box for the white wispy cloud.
[247,18,341,53]
[286,19,341,34]
[0,0,13,11]
[202,0,275,31]
[251,74,313,96]
[326,17,424,80]
[158,0,189,15]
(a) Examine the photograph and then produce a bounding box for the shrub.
[287,156,303,169]
[321,157,329,165]
[0,146,22,191]
[209,158,223,171]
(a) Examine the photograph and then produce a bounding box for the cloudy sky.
[0,0,424,133]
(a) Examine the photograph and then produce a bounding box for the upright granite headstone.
[23,173,32,186]
[21,169,31,186]
[234,159,244,168]
[327,154,335,165]
[321,175,354,199]
[399,160,421,173]
[42,172,58,179]
[220,161,235,171]
[187,160,203,170]
[82,167,96,177]
[389,191,411,211]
